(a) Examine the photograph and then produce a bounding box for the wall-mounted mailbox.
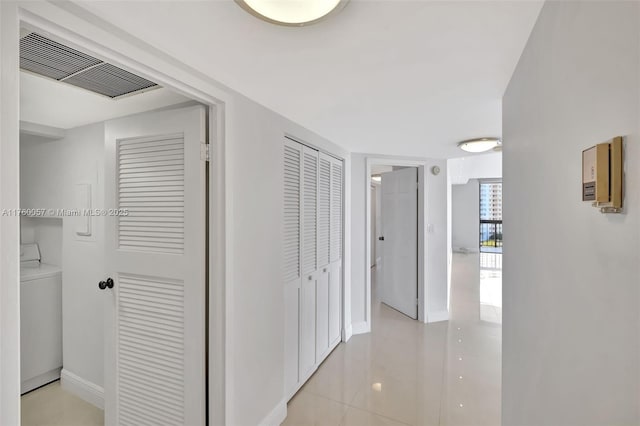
[582,136,623,213]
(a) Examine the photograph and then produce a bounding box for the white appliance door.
[104,106,206,426]
[380,167,418,319]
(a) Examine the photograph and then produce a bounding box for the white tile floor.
[21,380,104,426]
[283,253,502,426]
[20,253,500,426]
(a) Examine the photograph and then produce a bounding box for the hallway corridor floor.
[282,253,502,426]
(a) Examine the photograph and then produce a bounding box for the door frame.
[0,3,229,424]
[365,157,427,328]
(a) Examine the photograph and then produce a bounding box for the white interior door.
[328,156,342,347]
[283,139,302,397]
[104,105,206,426]
[380,167,418,319]
[315,153,331,361]
[300,146,318,380]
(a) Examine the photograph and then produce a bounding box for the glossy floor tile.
[21,380,104,426]
[283,253,502,426]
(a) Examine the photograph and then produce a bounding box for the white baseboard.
[342,323,353,342]
[22,367,61,394]
[60,369,104,409]
[351,321,369,335]
[427,310,450,323]
[258,398,287,426]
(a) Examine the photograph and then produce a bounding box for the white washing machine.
[20,243,63,394]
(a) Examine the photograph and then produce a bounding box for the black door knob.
[98,277,114,290]
[378,236,385,241]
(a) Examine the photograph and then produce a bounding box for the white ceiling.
[20,71,191,130]
[76,1,542,158]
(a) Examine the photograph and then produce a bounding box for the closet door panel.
[330,159,343,263]
[315,153,332,360]
[328,261,341,346]
[300,146,318,377]
[284,284,300,397]
[328,157,343,347]
[283,140,302,397]
[315,268,330,360]
[318,154,331,268]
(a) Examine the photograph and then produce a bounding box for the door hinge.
[200,143,211,162]
[416,298,419,306]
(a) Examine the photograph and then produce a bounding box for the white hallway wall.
[502,2,639,425]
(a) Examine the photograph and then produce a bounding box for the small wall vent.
[20,33,159,98]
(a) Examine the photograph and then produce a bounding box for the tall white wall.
[502,2,639,425]
[350,154,367,326]
[20,123,106,392]
[451,179,479,253]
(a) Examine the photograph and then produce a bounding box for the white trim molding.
[60,369,104,409]
[21,368,61,395]
[351,320,369,335]
[427,310,450,323]
[258,398,287,426]
[342,323,353,341]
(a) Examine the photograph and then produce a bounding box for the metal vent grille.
[20,32,158,98]
[65,63,157,98]
[20,33,102,80]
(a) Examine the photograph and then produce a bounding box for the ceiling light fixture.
[235,0,349,26]
[457,137,502,153]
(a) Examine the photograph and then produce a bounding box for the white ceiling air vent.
[20,33,158,98]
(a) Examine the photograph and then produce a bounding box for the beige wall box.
[582,136,623,213]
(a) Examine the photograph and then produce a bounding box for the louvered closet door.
[104,106,206,426]
[300,146,318,379]
[316,153,332,360]
[328,157,343,346]
[283,139,302,397]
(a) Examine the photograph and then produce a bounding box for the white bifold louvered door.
[300,146,319,380]
[315,153,331,361]
[328,156,343,347]
[104,106,206,426]
[283,138,343,399]
[283,139,302,396]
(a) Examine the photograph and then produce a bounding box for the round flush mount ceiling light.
[457,137,502,153]
[236,0,349,26]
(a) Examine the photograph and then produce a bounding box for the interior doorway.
[17,27,213,426]
[367,161,425,327]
